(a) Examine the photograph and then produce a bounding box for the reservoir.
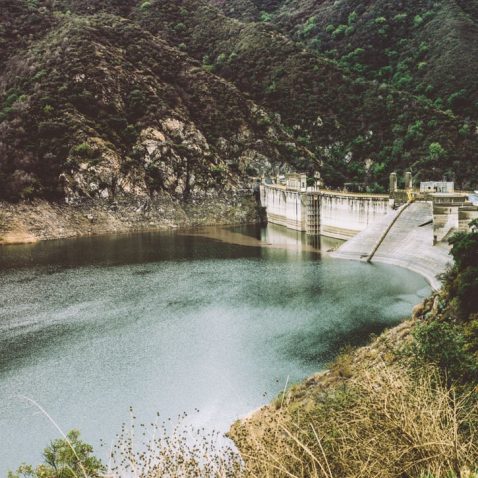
[0,224,430,473]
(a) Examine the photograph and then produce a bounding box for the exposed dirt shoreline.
[0,193,261,246]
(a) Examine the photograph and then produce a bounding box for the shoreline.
[329,252,449,291]
[0,193,261,246]
[331,202,452,291]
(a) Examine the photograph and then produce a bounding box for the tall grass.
[231,365,478,478]
[104,364,477,478]
[12,362,477,478]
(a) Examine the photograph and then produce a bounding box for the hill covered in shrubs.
[1,0,477,201]
[214,0,478,120]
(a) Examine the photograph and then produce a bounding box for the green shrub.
[332,24,348,38]
[32,69,47,81]
[325,24,335,34]
[394,73,413,88]
[419,42,429,54]
[8,430,104,478]
[266,80,277,94]
[127,89,147,118]
[216,53,227,65]
[414,15,424,27]
[26,0,39,9]
[348,11,358,25]
[202,63,215,73]
[71,143,95,159]
[393,13,408,23]
[412,321,478,384]
[407,120,424,139]
[448,89,467,109]
[449,230,478,271]
[459,123,470,136]
[423,10,435,21]
[310,37,321,50]
[455,267,478,318]
[428,142,446,159]
[139,1,151,10]
[301,17,317,37]
[174,22,186,33]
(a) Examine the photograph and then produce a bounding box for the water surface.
[0,225,430,473]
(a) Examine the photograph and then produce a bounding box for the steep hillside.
[0,5,312,201]
[1,0,477,202]
[217,0,478,120]
[132,0,478,188]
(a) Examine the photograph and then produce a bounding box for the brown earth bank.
[0,191,261,245]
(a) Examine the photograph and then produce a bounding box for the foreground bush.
[8,430,104,478]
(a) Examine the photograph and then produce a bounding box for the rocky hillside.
[1,0,477,202]
[0,1,313,201]
[132,0,478,189]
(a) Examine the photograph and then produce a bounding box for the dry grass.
[231,364,478,478]
[16,365,478,478]
[103,364,478,478]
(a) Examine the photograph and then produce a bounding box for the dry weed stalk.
[107,411,243,478]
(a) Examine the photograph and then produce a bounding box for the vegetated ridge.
[1,0,477,204]
[0,0,313,202]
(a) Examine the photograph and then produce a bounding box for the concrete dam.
[258,174,473,289]
[259,181,390,241]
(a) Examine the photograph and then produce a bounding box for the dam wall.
[259,185,390,240]
[260,184,307,231]
[319,192,390,240]
[332,202,452,290]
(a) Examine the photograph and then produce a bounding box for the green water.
[0,224,430,473]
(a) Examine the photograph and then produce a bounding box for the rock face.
[0,192,260,244]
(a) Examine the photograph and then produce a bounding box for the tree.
[8,430,105,478]
[449,230,478,270]
[428,142,446,160]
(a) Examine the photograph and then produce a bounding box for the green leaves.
[428,142,446,160]
[412,320,478,385]
[9,430,105,478]
[449,231,478,270]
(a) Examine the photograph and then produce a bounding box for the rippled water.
[0,225,430,473]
